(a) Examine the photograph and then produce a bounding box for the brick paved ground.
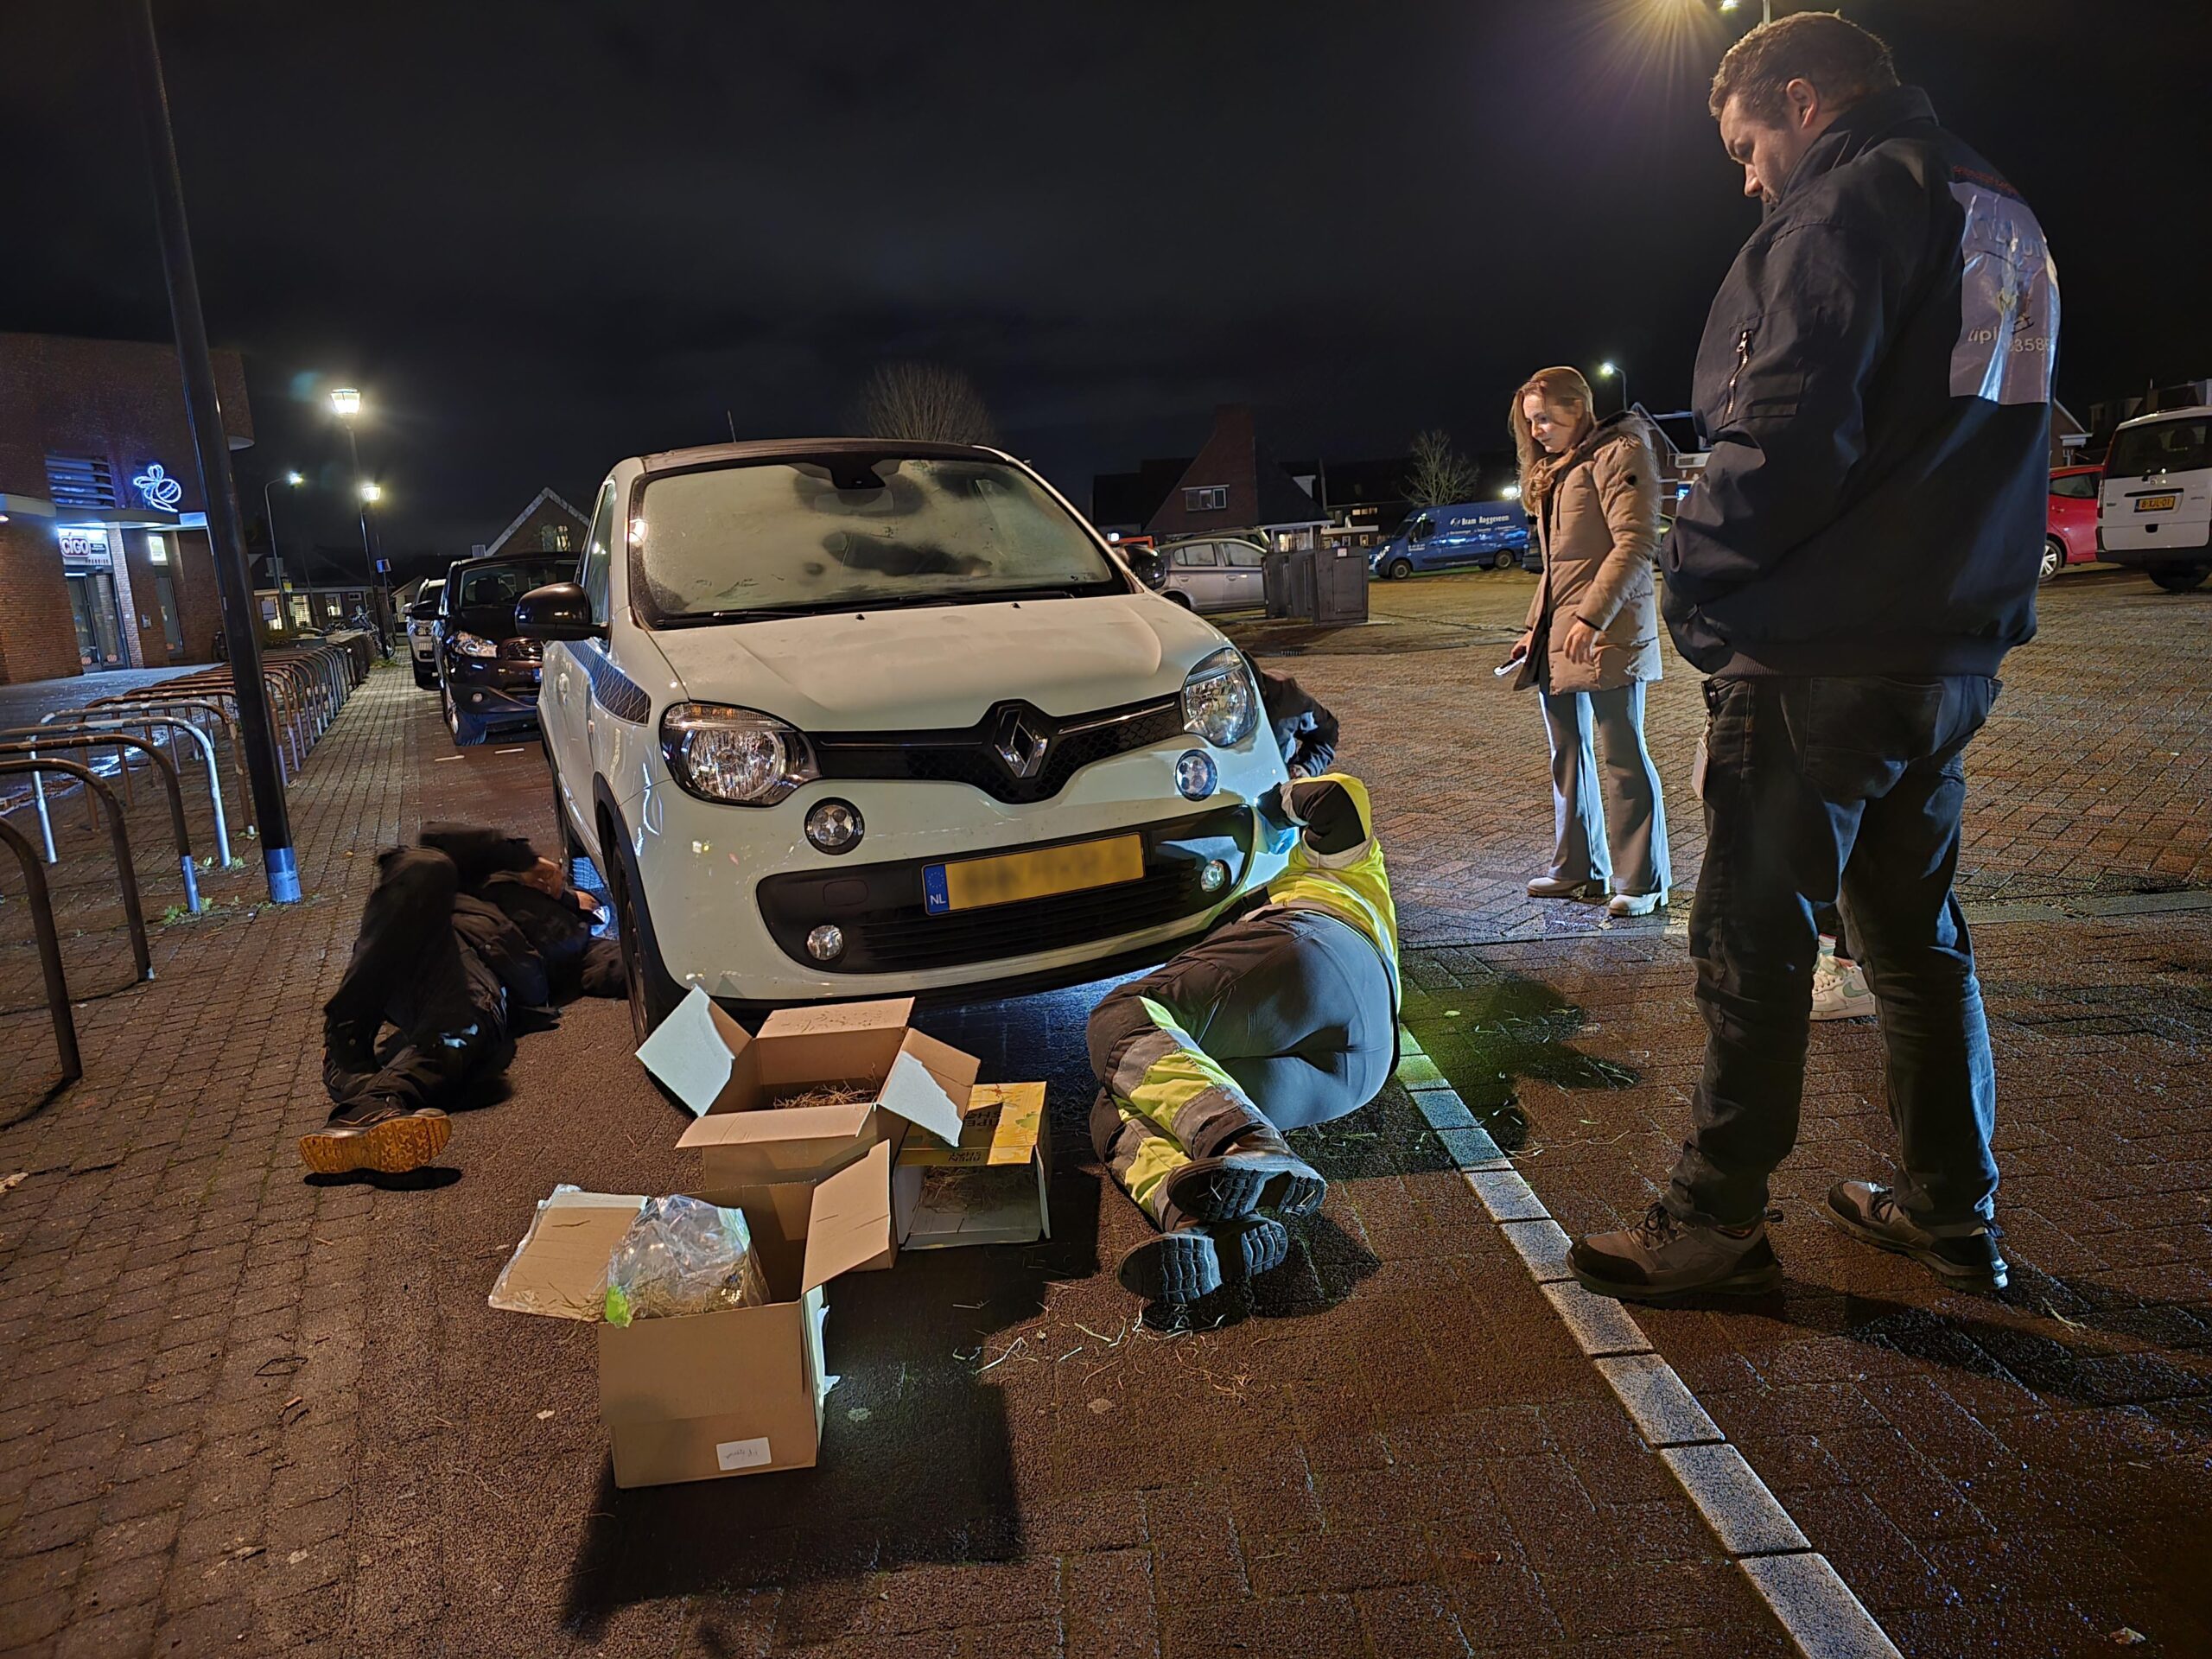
[0,565,2205,1657]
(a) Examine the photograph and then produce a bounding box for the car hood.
[646,594,1231,729]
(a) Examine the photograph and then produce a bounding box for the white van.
[2099,407,2212,594]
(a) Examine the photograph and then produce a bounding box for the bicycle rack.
[0,735,199,912]
[0,817,81,1091]
[0,758,151,983]
[18,715,231,868]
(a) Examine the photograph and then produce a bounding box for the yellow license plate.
[923,835,1145,915]
[2137,495,2178,512]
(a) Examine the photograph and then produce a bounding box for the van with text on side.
[1368,501,1530,580]
[2098,406,2212,594]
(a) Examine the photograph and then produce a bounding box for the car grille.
[501,638,543,663]
[811,696,1186,806]
[756,805,1250,974]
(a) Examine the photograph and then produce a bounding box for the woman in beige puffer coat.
[1505,365,1670,917]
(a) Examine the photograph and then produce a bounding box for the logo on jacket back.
[1950,178,2058,405]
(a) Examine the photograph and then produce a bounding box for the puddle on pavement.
[1397,961,1640,1150]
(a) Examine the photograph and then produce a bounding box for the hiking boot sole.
[1117,1230,1221,1303]
[299,1112,450,1176]
[1822,1192,2007,1292]
[1567,1253,1783,1304]
[1160,1152,1325,1224]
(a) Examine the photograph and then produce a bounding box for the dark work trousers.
[1088,906,1395,1157]
[1668,674,1999,1235]
[322,849,512,1117]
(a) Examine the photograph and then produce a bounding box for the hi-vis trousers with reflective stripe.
[1088,907,1396,1225]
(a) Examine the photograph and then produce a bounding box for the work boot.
[1825,1181,2007,1292]
[298,1102,450,1176]
[1160,1124,1325,1224]
[1116,1215,1291,1304]
[1569,1203,1782,1302]
[1528,874,1605,901]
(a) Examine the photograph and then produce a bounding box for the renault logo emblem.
[990,706,1050,779]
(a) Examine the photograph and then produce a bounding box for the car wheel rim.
[2041,547,2061,580]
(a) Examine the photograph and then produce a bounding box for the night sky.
[5,1,2209,578]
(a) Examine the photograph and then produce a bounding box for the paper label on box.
[715,1436,772,1471]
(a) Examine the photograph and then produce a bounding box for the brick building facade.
[475,487,588,560]
[1142,404,1326,548]
[0,332,253,684]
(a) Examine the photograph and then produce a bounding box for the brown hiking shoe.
[1826,1181,2007,1292]
[299,1104,450,1175]
[1569,1202,1782,1302]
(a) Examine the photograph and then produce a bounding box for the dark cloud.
[4,0,2206,577]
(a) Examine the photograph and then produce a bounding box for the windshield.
[2107,418,2212,480]
[453,559,571,612]
[633,454,1124,623]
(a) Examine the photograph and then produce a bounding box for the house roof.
[1145,406,1323,538]
[481,486,588,557]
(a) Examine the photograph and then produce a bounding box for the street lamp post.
[261,469,303,636]
[328,387,389,655]
[1717,0,1774,22]
[123,0,298,903]
[1598,360,1629,415]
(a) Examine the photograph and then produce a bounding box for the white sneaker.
[1606,890,1667,918]
[1811,956,1875,1021]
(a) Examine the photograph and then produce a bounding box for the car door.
[1173,542,1224,611]
[547,481,615,838]
[1221,538,1267,609]
[2047,471,2097,560]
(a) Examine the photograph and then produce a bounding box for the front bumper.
[445,656,544,723]
[621,738,1289,1002]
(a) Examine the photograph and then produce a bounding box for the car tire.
[1387,558,1413,581]
[1164,591,1193,609]
[2150,566,2209,594]
[2038,539,2064,583]
[412,661,438,690]
[442,682,487,747]
[1491,549,1517,571]
[601,809,684,1044]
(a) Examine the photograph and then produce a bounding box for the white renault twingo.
[518,439,1289,1036]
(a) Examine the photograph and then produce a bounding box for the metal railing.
[0,734,199,912]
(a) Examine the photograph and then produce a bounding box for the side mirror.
[1125,547,1168,591]
[406,601,437,621]
[515,582,604,642]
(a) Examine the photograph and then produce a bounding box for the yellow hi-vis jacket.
[1261,772,1400,1009]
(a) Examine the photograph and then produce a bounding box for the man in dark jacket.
[1253,659,1339,779]
[301,823,624,1175]
[1572,14,2055,1301]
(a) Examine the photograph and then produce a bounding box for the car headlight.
[659,703,817,806]
[1180,647,1258,747]
[449,631,497,658]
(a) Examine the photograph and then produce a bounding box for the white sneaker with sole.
[1811,955,1875,1021]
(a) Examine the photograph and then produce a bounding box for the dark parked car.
[436,553,572,746]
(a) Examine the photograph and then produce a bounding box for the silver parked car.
[405,577,445,689]
[1159,537,1268,614]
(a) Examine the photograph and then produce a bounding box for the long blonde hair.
[1510,366,1597,511]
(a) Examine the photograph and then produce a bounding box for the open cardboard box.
[489,1147,902,1488]
[649,989,1050,1255]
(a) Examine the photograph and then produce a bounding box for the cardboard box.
[646,990,975,1190]
[895,1082,1052,1249]
[489,1144,903,1488]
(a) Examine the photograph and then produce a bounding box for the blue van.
[1369,501,1531,580]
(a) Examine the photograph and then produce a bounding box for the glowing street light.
[359,481,382,504]
[1500,483,1522,501]
[328,385,361,418]
[1597,359,1630,414]
[326,385,388,651]
[262,467,307,629]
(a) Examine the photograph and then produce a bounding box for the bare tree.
[1404,429,1480,508]
[853,362,998,446]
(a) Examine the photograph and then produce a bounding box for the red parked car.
[2044,464,2101,581]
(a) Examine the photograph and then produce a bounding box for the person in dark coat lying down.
[1088,774,1399,1306]
[301,823,625,1175]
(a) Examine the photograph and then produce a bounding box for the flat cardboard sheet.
[486,1190,645,1320]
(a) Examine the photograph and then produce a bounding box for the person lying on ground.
[301,823,623,1177]
[1088,774,1398,1306]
